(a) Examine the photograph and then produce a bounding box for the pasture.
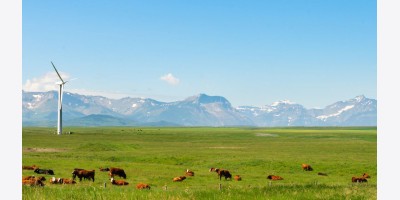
[22,127,377,199]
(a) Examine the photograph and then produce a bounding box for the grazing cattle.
[72,169,95,182]
[301,164,313,171]
[267,175,284,180]
[22,179,45,186]
[352,173,370,183]
[210,168,232,180]
[109,167,127,179]
[216,168,232,181]
[23,165,38,170]
[185,169,194,176]
[173,176,186,182]
[34,168,55,175]
[99,167,110,172]
[73,168,90,180]
[110,177,129,186]
[234,175,242,181]
[136,183,151,189]
[317,172,328,176]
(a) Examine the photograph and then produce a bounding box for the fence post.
[164,185,167,191]
[219,183,222,190]
[104,182,106,188]
[269,181,272,186]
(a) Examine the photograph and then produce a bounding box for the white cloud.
[160,73,180,85]
[23,72,70,92]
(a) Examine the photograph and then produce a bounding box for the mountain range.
[22,91,376,127]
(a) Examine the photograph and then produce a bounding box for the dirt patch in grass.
[255,133,278,137]
[23,148,68,153]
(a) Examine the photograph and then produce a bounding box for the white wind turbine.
[51,61,68,135]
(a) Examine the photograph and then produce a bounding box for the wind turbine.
[51,61,68,135]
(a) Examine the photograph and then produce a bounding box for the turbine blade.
[51,61,66,83]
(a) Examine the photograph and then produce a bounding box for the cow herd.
[208,164,372,184]
[22,163,372,189]
[22,165,150,189]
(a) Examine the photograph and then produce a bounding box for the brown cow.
[22,165,38,170]
[185,169,194,176]
[267,175,284,180]
[72,169,95,182]
[22,179,45,186]
[22,176,46,181]
[352,173,370,183]
[62,178,76,184]
[110,177,129,186]
[72,168,90,180]
[302,164,313,171]
[210,168,232,180]
[22,176,36,181]
[234,175,242,181]
[173,176,186,182]
[109,167,127,179]
[136,183,151,189]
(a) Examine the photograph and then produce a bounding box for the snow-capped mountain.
[237,95,376,126]
[312,95,376,126]
[237,100,318,126]
[22,91,376,127]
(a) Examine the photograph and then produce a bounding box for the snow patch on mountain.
[317,105,355,121]
[33,95,42,101]
[271,100,296,106]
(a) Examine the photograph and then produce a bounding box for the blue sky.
[22,0,376,108]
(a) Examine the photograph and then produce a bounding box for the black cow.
[210,168,232,180]
[34,168,55,175]
[109,167,127,179]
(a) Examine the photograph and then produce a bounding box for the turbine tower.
[51,62,67,135]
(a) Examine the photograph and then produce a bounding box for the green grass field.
[22,126,377,200]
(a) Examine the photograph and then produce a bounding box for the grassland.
[22,126,377,200]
